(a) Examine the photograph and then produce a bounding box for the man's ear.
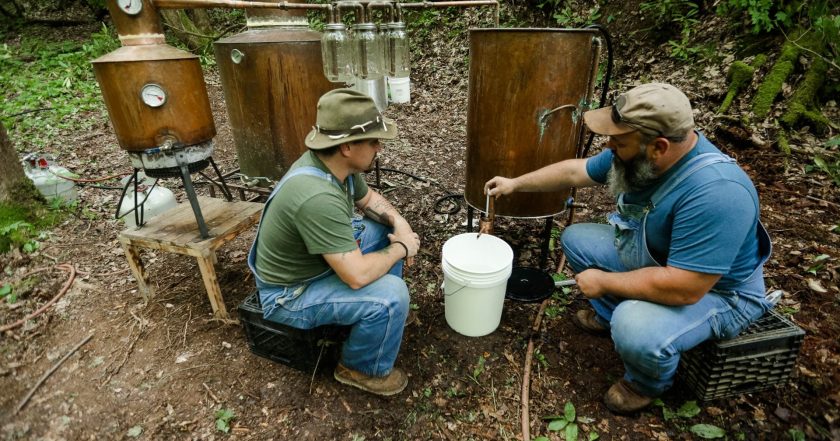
[649,137,670,160]
[339,142,352,157]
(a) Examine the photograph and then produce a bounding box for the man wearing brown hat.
[485,83,772,413]
[248,88,421,396]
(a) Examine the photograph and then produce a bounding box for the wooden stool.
[118,196,262,319]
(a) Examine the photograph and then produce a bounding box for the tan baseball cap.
[305,88,397,149]
[583,83,694,137]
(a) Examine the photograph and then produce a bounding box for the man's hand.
[388,231,420,267]
[575,268,608,299]
[484,176,517,198]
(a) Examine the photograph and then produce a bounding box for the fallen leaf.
[807,279,828,293]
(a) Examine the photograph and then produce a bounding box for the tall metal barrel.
[465,29,601,218]
[214,10,334,184]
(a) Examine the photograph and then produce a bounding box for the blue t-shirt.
[585,132,764,288]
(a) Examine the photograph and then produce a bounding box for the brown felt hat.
[305,88,397,149]
[583,83,694,137]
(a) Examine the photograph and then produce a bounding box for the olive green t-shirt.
[254,151,369,285]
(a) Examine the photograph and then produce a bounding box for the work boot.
[604,379,654,414]
[572,309,610,336]
[334,364,408,396]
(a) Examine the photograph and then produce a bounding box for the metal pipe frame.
[152,0,499,26]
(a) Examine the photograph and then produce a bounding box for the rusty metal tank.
[214,9,334,183]
[465,28,601,218]
[92,44,216,152]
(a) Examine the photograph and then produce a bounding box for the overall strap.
[649,153,736,207]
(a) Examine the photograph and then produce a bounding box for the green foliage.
[640,0,701,60]
[214,408,235,433]
[788,428,806,441]
[539,0,602,27]
[542,402,597,441]
[653,399,701,421]
[810,155,840,186]
[472,354,486,380]
[0,283,16,304]
[690,423,726,438]
[0,24,118,149]
[126,425,143,438]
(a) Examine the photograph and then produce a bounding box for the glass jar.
[386,22,410,78]
[321,23,354,83]
[352,22,384,80]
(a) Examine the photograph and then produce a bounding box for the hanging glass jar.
[352,22,385,80]
[321,23,354,83]
[386,22,410,78]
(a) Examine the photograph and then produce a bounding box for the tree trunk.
[160,9,215,52]
[0,122,45,207]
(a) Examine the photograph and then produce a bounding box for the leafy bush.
[640,0,701,60]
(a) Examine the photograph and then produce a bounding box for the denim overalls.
[247,166,408,377]
[561,152,772,396]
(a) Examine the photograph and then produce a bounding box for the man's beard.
[607,151,658,196]
[364,154,377,173]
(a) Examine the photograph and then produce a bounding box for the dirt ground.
[2,4,839,440]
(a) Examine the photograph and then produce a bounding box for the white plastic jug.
[23,155,78,202]
[118,173,177,227]
[387,76,411,104]
[441,233,513,337]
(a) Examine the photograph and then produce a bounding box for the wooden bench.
[118,196,262,319]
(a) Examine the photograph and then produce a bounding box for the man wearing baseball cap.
[485,83,772,413]
[248,88,420,396]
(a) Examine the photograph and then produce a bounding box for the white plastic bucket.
[26,165,78,202]
[442,233,513,337]
[387,76,410,104]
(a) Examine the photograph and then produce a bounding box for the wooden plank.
[118,236,153,300]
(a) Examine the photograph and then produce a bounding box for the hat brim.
[305,119,398,150]
[583,107,637,136]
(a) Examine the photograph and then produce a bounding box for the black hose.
[374,167,463,215]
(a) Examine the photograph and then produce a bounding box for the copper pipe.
[367,1,395,23]
[336,1,366,24]
[152,0,330,11]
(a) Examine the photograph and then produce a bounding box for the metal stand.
[115,154,235,240]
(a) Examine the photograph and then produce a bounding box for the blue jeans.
[561,223,770,396]
[258,218,409,377]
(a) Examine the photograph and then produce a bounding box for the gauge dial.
[140,84,167,108]
[118,0,143,15]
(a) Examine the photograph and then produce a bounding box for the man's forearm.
[514,158,596,193]
[582,266,720,306]
[362,191,409,230]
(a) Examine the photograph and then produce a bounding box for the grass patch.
[0,199,67,253]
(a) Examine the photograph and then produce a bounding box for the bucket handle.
[442,272,473,297]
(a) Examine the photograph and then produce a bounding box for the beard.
[607,150,658,196]
[364,153,377,173]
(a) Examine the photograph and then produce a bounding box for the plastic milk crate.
[679,308,805,401]
[238,292,350,373]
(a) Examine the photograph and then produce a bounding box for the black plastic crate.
[679,308,805,401]
[238,292,350,374]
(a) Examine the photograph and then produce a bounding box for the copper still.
[465,28,601,218]
[92,45,216,152]
[214,7,335,184]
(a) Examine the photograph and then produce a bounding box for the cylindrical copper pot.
[214,23,335,183]
[465,28,601,218]
[92,44,216,152]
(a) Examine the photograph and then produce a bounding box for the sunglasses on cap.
[611,95,663,136]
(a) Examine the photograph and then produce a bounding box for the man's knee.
[611,303,674,362]
[373,274,409,311]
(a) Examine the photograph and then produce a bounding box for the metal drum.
[214,11,335,184]
[92,45,216,152]
[465,28,601,218]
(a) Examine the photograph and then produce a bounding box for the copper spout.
[478,194,495,237]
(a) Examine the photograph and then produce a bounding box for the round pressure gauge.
[140,83,167,108]
[118,0,143,15]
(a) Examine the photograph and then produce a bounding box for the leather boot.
[334,364,408,396]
